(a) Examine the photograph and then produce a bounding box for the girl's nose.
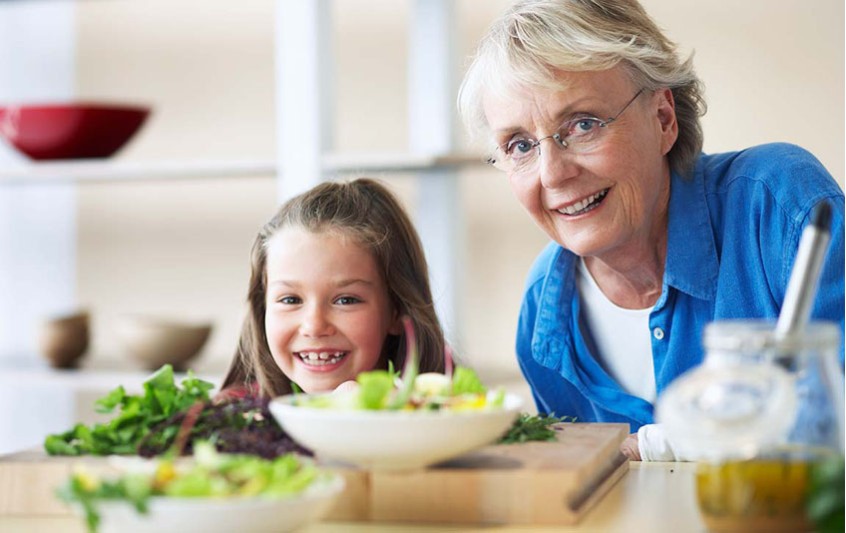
[300,305,334,337]
[538,147,579,190]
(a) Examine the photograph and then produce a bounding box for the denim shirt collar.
[664,166,719,301]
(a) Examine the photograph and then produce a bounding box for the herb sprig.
[807,455,845,533]
[498,413,575,444]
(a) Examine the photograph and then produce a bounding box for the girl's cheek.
[264,317,284,352]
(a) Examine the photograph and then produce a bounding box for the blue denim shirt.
[516,143,845,432]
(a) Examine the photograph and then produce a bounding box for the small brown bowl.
[115,316,212,371]
[39,311,90,369]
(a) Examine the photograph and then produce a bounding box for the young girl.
[219,178,445,398]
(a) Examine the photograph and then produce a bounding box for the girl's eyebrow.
[335,279,374,288]
[268,280,299,288]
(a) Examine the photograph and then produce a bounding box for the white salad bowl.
[90,473,344,533]
[269,392,523,471]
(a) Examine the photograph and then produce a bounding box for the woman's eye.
[505,138,535,158]
[567,118,601,137]
[278,296,301,305]
[335,296,362,305]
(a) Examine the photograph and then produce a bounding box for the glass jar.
[657,320,844,532]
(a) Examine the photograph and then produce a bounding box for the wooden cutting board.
[0,423,628,526]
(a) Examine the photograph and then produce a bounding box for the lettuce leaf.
[451,367,486,395]
[356,371,394,410]
[44,364,214,456]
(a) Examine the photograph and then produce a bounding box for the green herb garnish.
[498,413,575,444]
[45,365,214,456]
[807,455,845,533]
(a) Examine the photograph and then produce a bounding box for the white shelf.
[0,152,485,185]
[323,152,484,173]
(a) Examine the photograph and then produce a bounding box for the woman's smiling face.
[482,67,678,260]
[264,226,401,393]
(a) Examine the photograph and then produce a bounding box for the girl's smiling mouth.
[556,188,610,216]
[296,351,348,367]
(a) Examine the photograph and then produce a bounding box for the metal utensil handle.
[775,201,832,337]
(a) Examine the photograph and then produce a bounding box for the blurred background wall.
[3,0,844,387]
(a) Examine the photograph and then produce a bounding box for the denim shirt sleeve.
[705,143,845,362]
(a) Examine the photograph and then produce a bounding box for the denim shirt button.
[653,327,665,340]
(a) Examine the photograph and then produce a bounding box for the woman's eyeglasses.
[487,89,645,174]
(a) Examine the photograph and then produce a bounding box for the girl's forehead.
[265,226,381,278]
[269,225,362,249]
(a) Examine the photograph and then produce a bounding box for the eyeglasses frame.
[486,88,646,171]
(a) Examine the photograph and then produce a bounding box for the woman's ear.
[655,88,679,156]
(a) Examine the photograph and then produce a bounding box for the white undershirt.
[577,259,656,403]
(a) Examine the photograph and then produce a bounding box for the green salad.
[45,364,215,456]
[58,442,323,533]
[296,317,504,412]
[295,365,505,412]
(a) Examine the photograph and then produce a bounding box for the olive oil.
[696,456,823,532]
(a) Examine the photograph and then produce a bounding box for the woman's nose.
[300,305,334,336]
[538,147,579,189]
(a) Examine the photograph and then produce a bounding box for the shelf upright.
[408,0,462,346]
[0,1,78,362]
[274,0,334,202]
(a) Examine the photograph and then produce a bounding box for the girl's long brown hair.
[221,178,445,397]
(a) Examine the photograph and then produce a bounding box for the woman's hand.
[620,432,641,461]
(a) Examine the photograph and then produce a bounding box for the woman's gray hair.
[458,0,706,176]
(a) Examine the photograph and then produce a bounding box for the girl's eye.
[278,296,301,305]
[504,138,536,158]
[334,296,362,305]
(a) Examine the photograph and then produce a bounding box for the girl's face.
[264,226,401,393]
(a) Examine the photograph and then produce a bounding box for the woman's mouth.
[296,351,347,367]
[557,188,609,216]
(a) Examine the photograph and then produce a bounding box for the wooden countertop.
[0,462,705,532]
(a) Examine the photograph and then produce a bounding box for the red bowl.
[0,103,150,160]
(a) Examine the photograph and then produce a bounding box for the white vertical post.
[0,1,77,362]
[408,0,462,346]
[275,0,333,203]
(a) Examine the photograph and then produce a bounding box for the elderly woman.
[458,0,844,460]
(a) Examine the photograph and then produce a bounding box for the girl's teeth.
[298,352,345,365]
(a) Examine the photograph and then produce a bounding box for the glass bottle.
[657,320,844,532]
